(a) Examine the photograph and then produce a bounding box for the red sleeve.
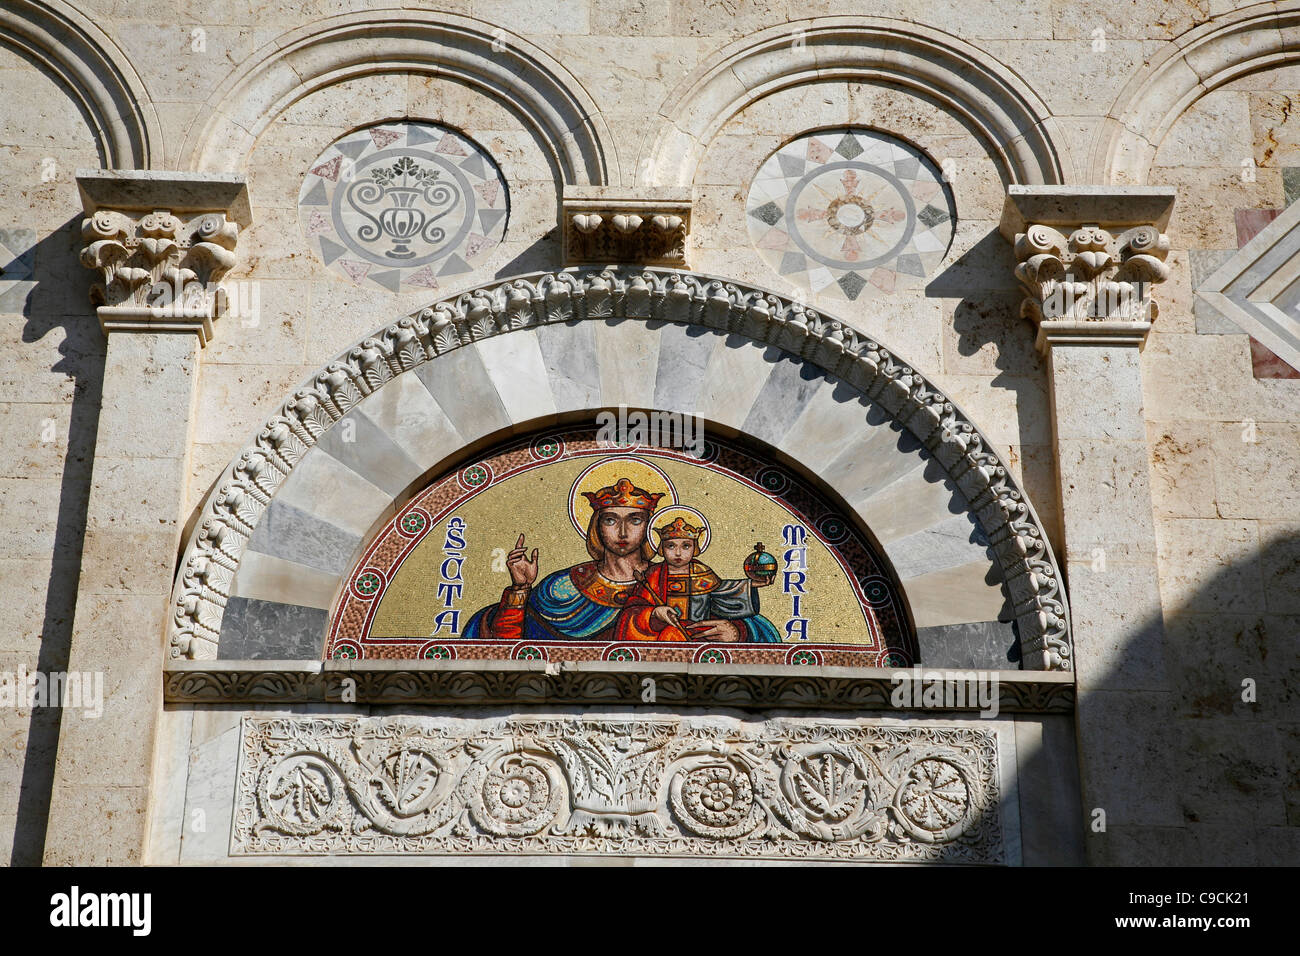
[490,586,528,641]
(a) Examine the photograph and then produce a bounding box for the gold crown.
[656,515,704,541]
[582,477,664,512]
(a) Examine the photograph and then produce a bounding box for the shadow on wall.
[924,226,1060,551]
[9,215,102,866]
[1079,526,1300,866]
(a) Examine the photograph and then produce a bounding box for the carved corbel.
[76,170,251,345]
[562,187,691,267]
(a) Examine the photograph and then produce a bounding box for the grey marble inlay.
[823,420,926,507]
[739,349,825,447]
[218,596,327,659]
[247,499,362,576]
[653,322,717,412]
[888,513,995,580]
[537,321,602,411]
[414,341,512,441]
[916,620,1020,669]
[316,408,424,496]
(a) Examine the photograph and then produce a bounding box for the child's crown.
[656,515,704,541]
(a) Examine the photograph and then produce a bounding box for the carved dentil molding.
[163,661,1077,712]
[169,267,1071,672]
[232,715,1006,862]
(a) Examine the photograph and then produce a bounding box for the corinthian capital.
[76,171,251,345]
[1000,186,1176,351]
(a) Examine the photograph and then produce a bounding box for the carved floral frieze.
[232,715,1006,862]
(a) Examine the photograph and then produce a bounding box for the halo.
[649,505,711,554]
[568,456,677,537]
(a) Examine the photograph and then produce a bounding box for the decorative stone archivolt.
[232,715,1007,862]
[644,18,1068,190]
[0,0,160,167]
[169,267,1072,671]
[177,12,612,185]
[1095,3,1300,183]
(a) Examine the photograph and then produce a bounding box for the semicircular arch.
[172,268,1071,671]
[641,17,1069,189]
[0,0,160,167]
[1095,3,1300,183]
[177,11,613,185]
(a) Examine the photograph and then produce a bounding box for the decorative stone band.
[76,171,252,346]
[169,267,1071,671]
[164,660,1075,712]
[232,715,1008,862]
[562,187,691,266]
[1000,186,1176,354]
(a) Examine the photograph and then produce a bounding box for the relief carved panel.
[232,715,1006,862]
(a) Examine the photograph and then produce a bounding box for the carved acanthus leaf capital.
[1000,186,1176,351]
[76,171,251,345]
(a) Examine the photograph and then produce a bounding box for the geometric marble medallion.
[298,122,509,294]
[746,128,954,301]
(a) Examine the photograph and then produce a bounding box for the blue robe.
[462,568,622,642]
[462,564,781,643]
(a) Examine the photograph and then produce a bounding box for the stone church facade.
[1,0,1297,865]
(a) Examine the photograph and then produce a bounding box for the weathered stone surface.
[6,0,1300,870]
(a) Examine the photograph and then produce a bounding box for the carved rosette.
[170,268,1071,671]
[1013,222,1170,350]
[79,208,240,343]
[233,716,1005,862]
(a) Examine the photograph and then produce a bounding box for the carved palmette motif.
[171,267,1071,670]
[232,716,1004,862]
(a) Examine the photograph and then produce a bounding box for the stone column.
[42,172,248,864]
[1001,186,1178,864]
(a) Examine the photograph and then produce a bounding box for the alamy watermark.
[890,667,1000,718]
[0,666,103,718]
[595,405,704,458]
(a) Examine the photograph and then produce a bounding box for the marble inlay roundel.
[746,129,954,301]
[298,122,509,294]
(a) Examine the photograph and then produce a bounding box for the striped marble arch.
[173,268,1071,671]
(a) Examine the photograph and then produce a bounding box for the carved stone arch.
[176,11,613,184]
[172,268,1070,670]
[1094,3,1300,183]
[641,17,1069,190]
[0,0,160,167]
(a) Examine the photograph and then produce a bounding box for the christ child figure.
[613,511,781,643]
